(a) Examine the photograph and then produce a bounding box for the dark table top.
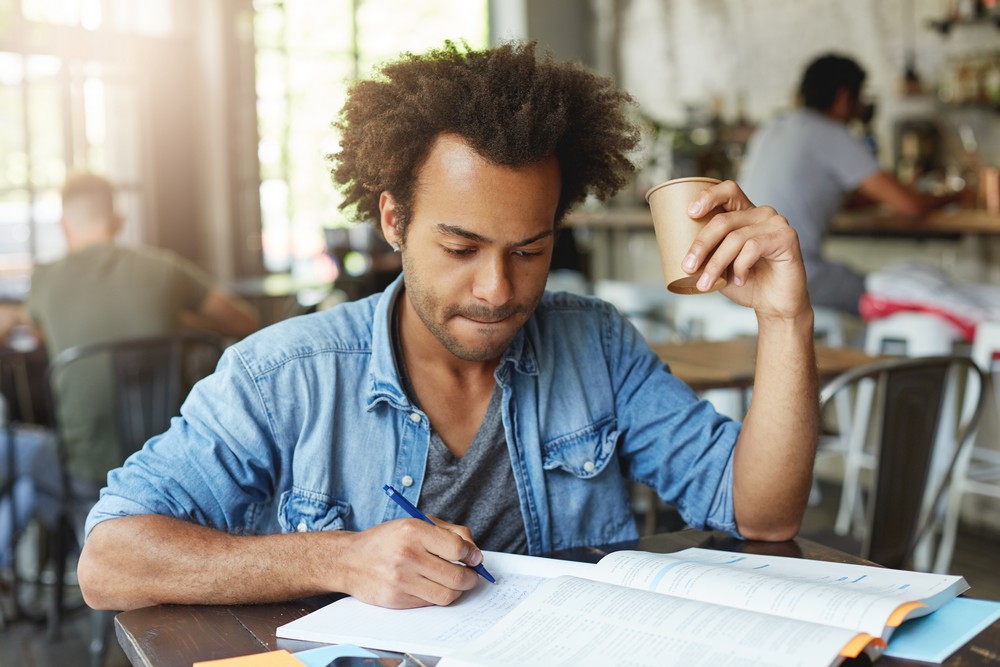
[114,529,1000,667]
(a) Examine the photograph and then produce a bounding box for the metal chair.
[833,312,966,540]
[0,343,53,627]
[45,332,224,665]
[815,355,985,570]
[937,321,1000,574]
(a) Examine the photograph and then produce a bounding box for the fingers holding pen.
[340,519,481,609]
[410,519,484,605]
[428,514,485,568]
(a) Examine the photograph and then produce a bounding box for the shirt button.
[583,461,596,473]
[409,412,421,423]
[296,520,307,532]
[401,475,414,487]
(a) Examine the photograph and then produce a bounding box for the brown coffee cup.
[645,177,727,294]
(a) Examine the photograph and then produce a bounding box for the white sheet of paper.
[276,551,594,656]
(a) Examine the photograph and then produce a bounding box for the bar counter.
[564,205,1000,237]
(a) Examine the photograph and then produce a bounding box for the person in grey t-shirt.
[740,54,958,316]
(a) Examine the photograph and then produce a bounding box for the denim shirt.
[86,275,741,554]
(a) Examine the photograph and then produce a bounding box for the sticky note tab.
[194,649,304,666]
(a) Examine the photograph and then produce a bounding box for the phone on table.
[326,656,425,667]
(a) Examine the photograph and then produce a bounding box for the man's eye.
[514,249,544,258]
[443,246,475,256]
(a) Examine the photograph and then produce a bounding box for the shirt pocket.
[278,488,353,533]
[541,416,619,479]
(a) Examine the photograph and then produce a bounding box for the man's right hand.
[333,518,484,609]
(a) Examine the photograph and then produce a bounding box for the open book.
[276,547,968,667]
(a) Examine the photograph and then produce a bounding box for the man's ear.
[379,191,401,247]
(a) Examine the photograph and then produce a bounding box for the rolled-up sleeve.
[85,345,280,538]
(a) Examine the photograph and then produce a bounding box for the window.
[0,0,187,299]
[253,0,489,281]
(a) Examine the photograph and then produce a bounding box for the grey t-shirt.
[391,304,528,554]
[739,108,880,315]
[419,386,529,554]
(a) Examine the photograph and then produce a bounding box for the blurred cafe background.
[2,0,1000,664]
[1,0,998,314]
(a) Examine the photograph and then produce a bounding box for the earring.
[390,242,400,252]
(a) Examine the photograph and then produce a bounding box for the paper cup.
[645,177,727,294]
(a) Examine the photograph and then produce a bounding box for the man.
[19,171,260,491]
[79,42,818,612]
[739,54,956,316]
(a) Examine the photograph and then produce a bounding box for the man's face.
[384,134,560,363]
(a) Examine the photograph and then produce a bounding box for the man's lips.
[461,314,511,325]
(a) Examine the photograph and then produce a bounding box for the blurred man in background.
[5,171,260,496]
[739,54,958,316]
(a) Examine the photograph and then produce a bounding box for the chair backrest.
[967,320,1000,448]
[47,332,224,463]
[0,345,53,427]
[818,355,986,569]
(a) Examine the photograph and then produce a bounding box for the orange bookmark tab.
[194,649,305,667]
[840,633,886,659]
[886,601,927,627]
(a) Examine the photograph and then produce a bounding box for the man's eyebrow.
[436,224,554,246]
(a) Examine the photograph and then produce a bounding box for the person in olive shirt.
[20,171,260,491]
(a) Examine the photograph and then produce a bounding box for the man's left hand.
[683,180,810,321]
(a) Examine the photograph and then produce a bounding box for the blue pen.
[382,483,497,584]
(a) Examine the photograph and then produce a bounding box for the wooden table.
[114,529,1000,667]
[651,337,881,392]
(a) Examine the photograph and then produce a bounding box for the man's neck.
[66,231,115,253]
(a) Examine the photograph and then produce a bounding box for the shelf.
[928,14,1000,34]
[939,101,1000,113]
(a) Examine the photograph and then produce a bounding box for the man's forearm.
[79,515,351,611]
[733,311,819,541]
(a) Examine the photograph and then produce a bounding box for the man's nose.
[471,254,514,307]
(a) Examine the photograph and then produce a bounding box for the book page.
[438,575,865,667]
[275,551,594,655]
[592,548,968,637]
